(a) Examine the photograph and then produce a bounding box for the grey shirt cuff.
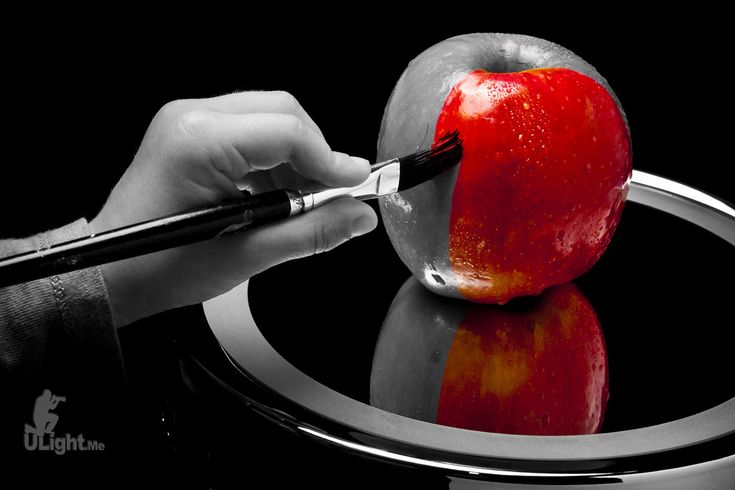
[1,219,126,428]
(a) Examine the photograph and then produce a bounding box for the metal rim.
[202,170,735,478]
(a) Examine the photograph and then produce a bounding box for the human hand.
[90,91,377,327]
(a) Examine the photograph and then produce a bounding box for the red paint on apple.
[378,34,632,304]
[437,68,631,303]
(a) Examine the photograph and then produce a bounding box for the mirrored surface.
[249,198,735,434]
[370,279,608,435]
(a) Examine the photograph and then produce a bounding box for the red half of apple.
[378,33,632,304]
[370,277,609,436]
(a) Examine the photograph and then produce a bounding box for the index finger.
[180,90,326,138]
[177,110,370,187]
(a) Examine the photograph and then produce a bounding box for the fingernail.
[351,213,376,238]
[350,156,370,168]
[333,152,369,170]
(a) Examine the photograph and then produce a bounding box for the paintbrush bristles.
[397,130,463,191]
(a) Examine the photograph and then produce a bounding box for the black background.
[1,12,733,236]
[2,10,734,489]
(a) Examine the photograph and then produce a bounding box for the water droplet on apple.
[430,349,441,363]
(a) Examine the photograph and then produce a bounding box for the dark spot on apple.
[431,273,445,285]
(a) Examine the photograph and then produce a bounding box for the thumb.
[231,197,378,275]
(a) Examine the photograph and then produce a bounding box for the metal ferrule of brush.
[285,159,401,216]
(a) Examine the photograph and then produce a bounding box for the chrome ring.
[203,170,735,484]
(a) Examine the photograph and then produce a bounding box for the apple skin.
[369,277,609,435]
[378,33,632,303]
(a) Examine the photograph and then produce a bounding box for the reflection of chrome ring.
[203,171,735,485]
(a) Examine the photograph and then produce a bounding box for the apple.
[378,33,632,303]
[370,277,609,435]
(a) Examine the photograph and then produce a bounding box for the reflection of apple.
[378,33,632,304]
[370,277,608,435]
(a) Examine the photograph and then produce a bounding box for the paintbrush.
[0,131,462,288]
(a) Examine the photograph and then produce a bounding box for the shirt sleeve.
[0,219,126,444]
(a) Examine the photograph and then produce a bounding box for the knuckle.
[174,110,215,144]
[271,90,301,113]
[312,220,346,255]
[279,112,307,141]
[156,99,189,121]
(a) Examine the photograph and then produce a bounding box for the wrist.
[96,261,138,328]
[89,216,147,328]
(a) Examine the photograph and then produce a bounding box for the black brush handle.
[0,189,293,288]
